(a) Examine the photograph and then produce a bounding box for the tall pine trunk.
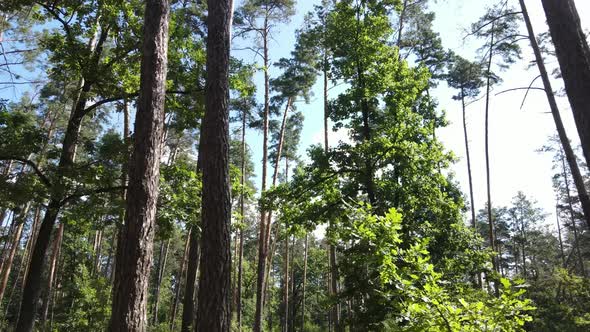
[254,15,271,332]
[519,0,590,231]
[109,0,169,329]
[196,0,233,330]
[181,228,200,332]
[483,20,498,273]
[460,88,476,228]
[541,0,590,179]
[236,106,247,332]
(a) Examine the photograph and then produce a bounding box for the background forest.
[0,0,589,331]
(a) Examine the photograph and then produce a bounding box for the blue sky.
[232,0,590,230]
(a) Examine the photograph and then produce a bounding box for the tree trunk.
[152,239,170,325]
[519,0,590,231]
[301,234,308,332]
[16,16,106,331]
[282,234,289,332]
[41,222,64,323]
[170,227,191,331]
[0,205,28,303]
[196,0,233,330]
[237,106,247,332]
[181,229,200,332]
[484,20,498,273]
[555,206,565,266]
[541,0,590,176]
[461,88,476,229]
[109,0,169,329]
[560,149,587,277]
[255,14,271,331]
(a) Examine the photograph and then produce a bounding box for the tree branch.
[0,156,51,187]
[60,185,127,206]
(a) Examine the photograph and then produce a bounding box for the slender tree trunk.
[254,14,271,332]
[461,89,476,228]
[0,205,28,303]
[169,228,191,331]
[237,107,247,332]
[152,239,170,325]
[555,205,565,266]
[301,234,308,332]
[541,0,590,175]
[181,228,200,332]
[282,233,289,332]
[484,21,498,273]
[109,0,169,329]
[41,222,64,323]
[196,1,233,331]
[519,0,590,230]
[560,149,587,277]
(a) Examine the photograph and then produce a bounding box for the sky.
[232,0,590,231]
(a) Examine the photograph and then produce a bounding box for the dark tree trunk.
[109,0,169,330]
[181,228,200,332]
[520,0,590,231]
[541,0,590,178]
[195,0,233,330]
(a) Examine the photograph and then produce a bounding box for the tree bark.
[541,0,590,176]
[109,0,169,330]
[196,1,233,331]
[519,0,590,231]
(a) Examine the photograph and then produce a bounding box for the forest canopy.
[0,0,589,331]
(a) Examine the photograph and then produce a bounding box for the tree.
[234,2,296,329]
[109,0,170,330]
[469,2,522,272]
[541,0,590,177]
[518,0,590,231]
[195,0,233,330]
[447,55,484,229]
